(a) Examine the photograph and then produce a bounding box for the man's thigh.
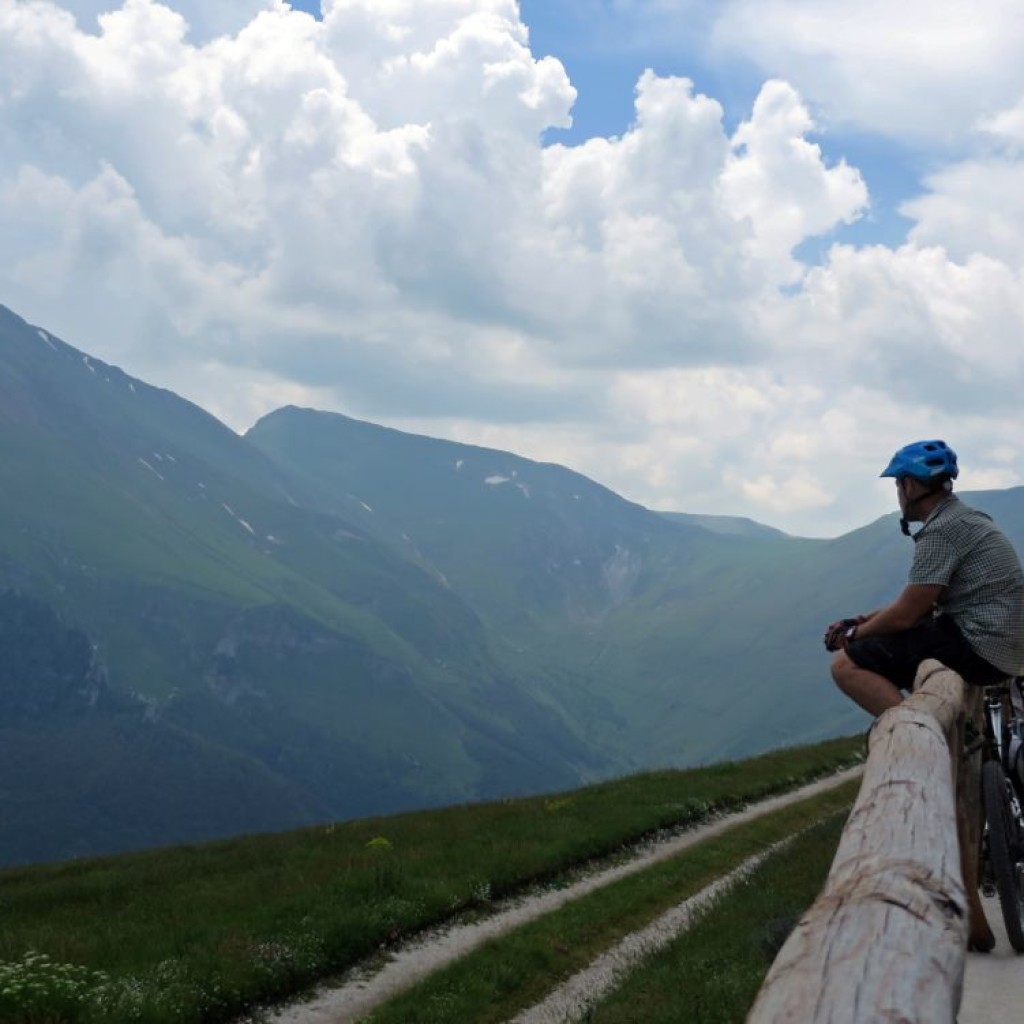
[846,618,967,691]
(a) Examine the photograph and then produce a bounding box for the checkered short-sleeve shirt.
[910,495,1024,674]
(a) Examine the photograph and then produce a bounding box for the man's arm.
[852,583,944,639]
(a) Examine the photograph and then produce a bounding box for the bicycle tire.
[982,759,1024,953]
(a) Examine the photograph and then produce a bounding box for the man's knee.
[831,650,855,692]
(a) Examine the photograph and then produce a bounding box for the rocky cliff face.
[0,591,108,720]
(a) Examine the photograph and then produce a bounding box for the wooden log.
[747,659,968,1024]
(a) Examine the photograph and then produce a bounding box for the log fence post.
[747,659,973,1023]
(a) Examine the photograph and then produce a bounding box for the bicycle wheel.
[982,759,1024,952]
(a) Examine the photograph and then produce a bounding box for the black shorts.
[846,615,1007,691]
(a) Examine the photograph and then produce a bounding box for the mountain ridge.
[3,299,1022,866]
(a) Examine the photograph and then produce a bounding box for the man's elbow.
[892,608,934,632]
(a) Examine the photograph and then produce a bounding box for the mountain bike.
[979,677,1024,952]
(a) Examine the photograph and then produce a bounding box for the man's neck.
[916,490,951,523]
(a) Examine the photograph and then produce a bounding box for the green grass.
[0,736,860,1023]
[586,811,849,1023]
[364,780,857,1024]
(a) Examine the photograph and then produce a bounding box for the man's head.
[880,440,958,528]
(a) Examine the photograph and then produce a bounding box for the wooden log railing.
[747,659,984,1024]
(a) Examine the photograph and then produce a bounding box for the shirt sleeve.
[909,528,959,586]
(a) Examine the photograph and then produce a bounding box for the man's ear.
[900,477,925,504]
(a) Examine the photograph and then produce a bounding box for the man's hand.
[823,617,865,652]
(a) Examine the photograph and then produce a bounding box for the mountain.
[245,407,890,766]
[660,511,790,539]
[245,409,1024,765]
[0,304,602,864]
[244,406,707,642]
[4,300,1024,867]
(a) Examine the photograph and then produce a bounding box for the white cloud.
[735,472,832,515]
[719,79,865,282]
[711,0,1024,144]
[777,243,1024,407]
[0,1,859,370]
[1,0,1023,536]
[902,161,1024,267]
[980,97,1024,152]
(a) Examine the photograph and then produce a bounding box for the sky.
[2,1,1024,537]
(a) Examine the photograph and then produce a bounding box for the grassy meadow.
[0,735,861,1023]
[584,811,849,1023]
[362,780,858,1023]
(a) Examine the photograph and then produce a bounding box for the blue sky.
[519,0,756,139]
[2,0,1024,536]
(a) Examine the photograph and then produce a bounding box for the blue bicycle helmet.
[880,439,959,481]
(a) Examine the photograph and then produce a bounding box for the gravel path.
[960,894,1024,1022]
[266,767,861,1024]
[508,838,790,1024]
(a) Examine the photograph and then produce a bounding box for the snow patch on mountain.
[137,458,164,481]
[221,503,256,535]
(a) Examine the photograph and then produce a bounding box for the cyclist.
[825,440,1024,716]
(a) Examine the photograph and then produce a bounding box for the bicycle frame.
[985,689,1008,767]
[985,680,1024,803]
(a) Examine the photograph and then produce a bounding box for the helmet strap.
[897,475,950,538]
[897,479,928,538]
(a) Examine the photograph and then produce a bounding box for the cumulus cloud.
[1,0,1022,535]
[711,0,1024,144]
[719,79,865,280]
[981,97,1024,152]
[902,160,1024,267]
[0,2,858,368]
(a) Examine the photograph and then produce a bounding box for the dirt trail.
[960,894,1024,1021]
[508,840,788,1024]
[266,767,861,1024]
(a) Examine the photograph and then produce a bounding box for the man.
[825,440,1024,716]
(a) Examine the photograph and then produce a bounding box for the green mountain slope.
[245,408,873,767]
[0,590,328,865]
[245,407,728,745]
[0,305,601,865]
[660,511,790,539]
[245,405,705,630]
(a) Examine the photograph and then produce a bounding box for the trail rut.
[266,767,862,1024]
